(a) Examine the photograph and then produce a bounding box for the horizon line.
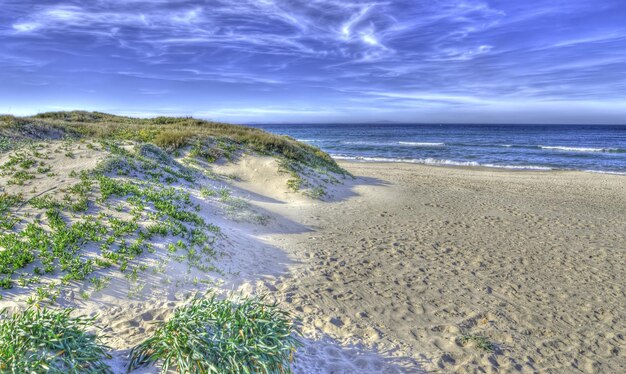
[3,110,625,127]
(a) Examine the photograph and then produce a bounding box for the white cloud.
[12,22,41,32]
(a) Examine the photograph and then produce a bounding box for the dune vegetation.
[0,111,344,372]
[129,294,300,373]
[0,308,110,373]
[0,111,343,174]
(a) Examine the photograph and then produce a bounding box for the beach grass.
[0,308,111,373]
[0,111,345,175]
[0,141,220,299]
[128,294,301,373]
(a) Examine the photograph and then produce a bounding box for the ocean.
[250,123,626,175]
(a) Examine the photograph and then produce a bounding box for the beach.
[4,0,625,370]
[1,137,624,372]
[229,160,626,373]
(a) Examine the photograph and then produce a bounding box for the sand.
[230,161,626,373]
[0,145,295,372]
[2,146,625,373]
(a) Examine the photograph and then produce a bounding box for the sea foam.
[540,146,618,152]
[398,142,445,147]
[332,155,553,170]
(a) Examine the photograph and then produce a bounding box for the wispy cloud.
[362,91,494,105]
[138,88,169,95]
[1,0,625,123]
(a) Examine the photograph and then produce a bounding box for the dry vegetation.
[0,111,344,176]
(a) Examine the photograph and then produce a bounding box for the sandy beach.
[3,1,625,370]
[226,160,626,373]
[2,141,624,372]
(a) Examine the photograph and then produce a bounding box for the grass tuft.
[128,294,300,373]
[0,308,111,373]
[460,334,494,352]
[154,130,196,150]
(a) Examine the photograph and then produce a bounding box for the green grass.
[7,170,36,185]
[0,308,111,373]
[460,334,495,352]
[128,294,301,373]
[0,193,22,230]
[200,187,218,198]
[0,136,10,152]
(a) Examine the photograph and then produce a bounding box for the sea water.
[250,123,626,174]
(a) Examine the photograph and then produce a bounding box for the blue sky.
[1,0,625,124]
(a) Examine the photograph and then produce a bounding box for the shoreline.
[334,158,626,176]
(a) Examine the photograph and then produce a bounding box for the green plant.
[128,294,300,373]
[0,308,111,373]
[8,170,35,185]
[0,136,10,152]
[200,187,217,198]
[29,195,62,209]
[0,277,11,289]
[306,186,327,199]
[286,178,302,192]
[218,187,231,201]
[460,334,494,352]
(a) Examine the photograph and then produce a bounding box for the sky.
[1,0,626,124]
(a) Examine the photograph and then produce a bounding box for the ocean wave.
[584,170,626,176]
[332,155,553,170]
[296,139,320,142]
[481,164,553,170]
[342,140,446,147]
[540,145,620,153]
[398,142,445,147]
[342,141,391,146]
[339,142,623,153]
[333,155,477,166]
